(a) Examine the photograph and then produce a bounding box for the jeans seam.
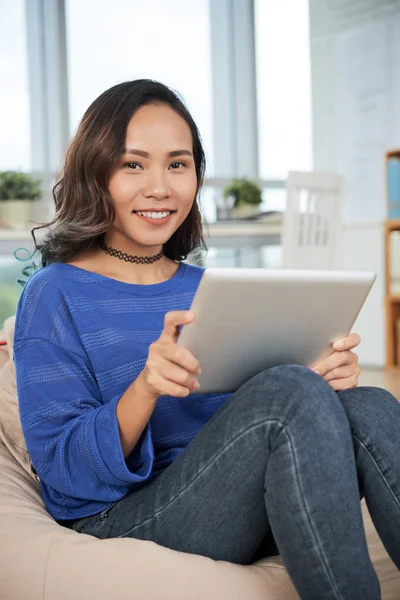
[280,427,345,600]
[116,417,280,538]
[352,434,400,510]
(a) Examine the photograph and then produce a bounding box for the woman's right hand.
[140,311,201,399]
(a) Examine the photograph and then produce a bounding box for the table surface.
[0,215,283,236]
[0,215,283,255]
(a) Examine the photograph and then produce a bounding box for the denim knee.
[251,364,316,387]
[248,363,329,401]
[338,386,400,440]
[236,363,348,429]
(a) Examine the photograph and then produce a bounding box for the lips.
[132,210,176,226]
[134,210,173,219]
[132,209,176,213]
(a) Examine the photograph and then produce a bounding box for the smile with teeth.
[135,211,172,219]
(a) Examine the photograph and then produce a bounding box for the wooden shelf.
[384,152,400,370]
[385,219,400,232]
[386,149,400,159]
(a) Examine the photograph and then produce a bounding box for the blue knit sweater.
[13,262,231,521]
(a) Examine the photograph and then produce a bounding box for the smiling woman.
[12,79,400,600]
[30,80,206,276]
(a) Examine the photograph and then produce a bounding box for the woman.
[14,79,400,600]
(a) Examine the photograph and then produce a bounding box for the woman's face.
[107,103,198,252]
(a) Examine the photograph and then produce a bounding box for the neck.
[100,239,163,265]
[93,234,176,285]
[104,232,163,257]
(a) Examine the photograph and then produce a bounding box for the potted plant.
[223,177,263,219]
[0,171,42,229]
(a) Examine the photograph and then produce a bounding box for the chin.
[132,223,182,243]
[129,233,171,249]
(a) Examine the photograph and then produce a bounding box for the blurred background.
[1,0,400,372]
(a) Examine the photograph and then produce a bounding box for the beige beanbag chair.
[1,315,399,599]
[0,316,299,600]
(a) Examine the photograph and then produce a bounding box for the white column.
[209,0,259,179]
[25,0,69,177]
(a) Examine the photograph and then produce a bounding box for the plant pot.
[0,200,33,229]
[232,204,261,219]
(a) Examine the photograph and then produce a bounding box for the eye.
[123,162,142,170]
[169,161,186,169]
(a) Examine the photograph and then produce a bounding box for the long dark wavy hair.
[29,79,207,267]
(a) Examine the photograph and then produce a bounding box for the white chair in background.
[282,171,344,270]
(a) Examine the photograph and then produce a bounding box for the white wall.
[342,224,385,367]
[309,0,400,367]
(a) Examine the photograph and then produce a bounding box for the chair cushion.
[0,440,299,600]
[0,315,299,599]
[1,315,398,599]
[0,316,39,483]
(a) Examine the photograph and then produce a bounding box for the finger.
[160,311,195,342]
[332,333,361,351]
[328,376,359,391]
[159,362,200,391]
[142,363,194,398]
[165,344,201,374]
[159,380,193,398]
[312,350,346,377]
[319,350,356,376]
[323,363,358,383]
[322,352,358,380]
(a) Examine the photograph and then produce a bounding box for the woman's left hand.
[310,333,361,391]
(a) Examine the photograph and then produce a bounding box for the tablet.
[177,268,376,394]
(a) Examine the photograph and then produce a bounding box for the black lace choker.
[100,240,164,264]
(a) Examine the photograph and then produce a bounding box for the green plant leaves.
[0,171,42,201]
[222,177,262,207]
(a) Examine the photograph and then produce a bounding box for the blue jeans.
[71,365,400,600]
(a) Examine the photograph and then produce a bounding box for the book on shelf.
[388,156,400,219]
[397,318,400,366]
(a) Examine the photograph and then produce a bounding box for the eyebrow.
[123,148,193,158]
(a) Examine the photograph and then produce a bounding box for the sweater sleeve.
[14,337,154,502]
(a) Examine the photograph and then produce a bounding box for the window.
[0,2,32,318]
[65,0,214,174]
[0,0,30,171]
[255,0,312,184]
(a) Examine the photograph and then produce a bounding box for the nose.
[142,168,171,200]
